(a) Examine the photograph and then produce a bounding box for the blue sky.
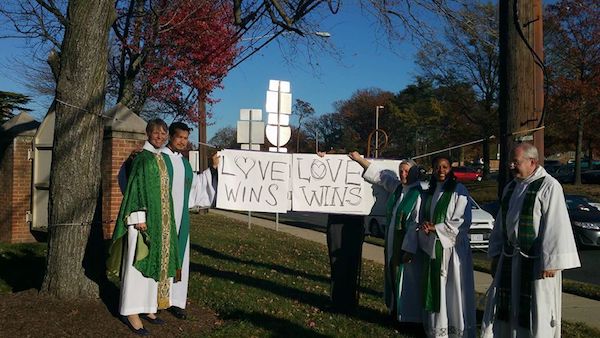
[0,5,421,141]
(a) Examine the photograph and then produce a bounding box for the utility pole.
[498,0,545,196]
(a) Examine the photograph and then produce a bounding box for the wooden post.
[498,0,545,196]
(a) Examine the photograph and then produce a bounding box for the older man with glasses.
[481,143,580,338]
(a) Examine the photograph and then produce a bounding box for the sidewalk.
[211,209,600,330]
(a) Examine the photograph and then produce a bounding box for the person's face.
[399,163,412,185]
[433,159,451,182]
[169,129,190,152]
[147,126,168,149]
[510,147,537,179]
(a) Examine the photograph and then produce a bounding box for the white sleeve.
[362,163,400,193]
[189,167,216,208]
[126,211,146,225]
[539,181,581,270]
[402,194,422,254]
[434,187,470,249]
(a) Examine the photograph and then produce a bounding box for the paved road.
[257,211,600,286]
[473,248,600,285]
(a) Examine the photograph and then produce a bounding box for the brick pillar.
[0,143,14,242]
[101,104,147,239]
[0,136,36,243]
[101,136,145,239]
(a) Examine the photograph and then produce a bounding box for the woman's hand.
[420,221,436,235]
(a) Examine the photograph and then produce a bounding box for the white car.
[469,196,495,250]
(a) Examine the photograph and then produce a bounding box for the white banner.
[217,149,291,213]
[291,154,368,214]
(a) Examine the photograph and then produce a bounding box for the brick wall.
[0,136,36,243]
[0,144,14,242]
[102,137,145,239]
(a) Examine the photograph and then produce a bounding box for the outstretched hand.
[348,151,362,162]
[211,151,221,168]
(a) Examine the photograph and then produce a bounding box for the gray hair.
[399,159,420,184]
[514,143,539,161]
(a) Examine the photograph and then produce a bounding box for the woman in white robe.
[352,153,424,323]
[414,156,476,338]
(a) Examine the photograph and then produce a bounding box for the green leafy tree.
[209,126,238,150]
[0,91,31,122]
[415,1,499,175]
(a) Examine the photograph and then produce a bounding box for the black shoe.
[120,316,150,336]
[168,306,187,320]
[141,314,166,325]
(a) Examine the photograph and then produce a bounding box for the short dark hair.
[169,122,191,136]
[146,118,168,134]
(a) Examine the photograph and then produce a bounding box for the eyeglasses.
[510,158,532,166]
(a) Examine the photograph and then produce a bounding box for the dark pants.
[326,214,365,311]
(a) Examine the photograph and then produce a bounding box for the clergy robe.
[363,163,424,322]
[107,141,181,316]
[481,166,580,338]
[161,147,217,309]
[415,180,476,338]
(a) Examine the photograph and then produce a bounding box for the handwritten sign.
[291,154,368,214]
[217,149,291,213]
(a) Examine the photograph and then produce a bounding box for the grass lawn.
[2,212,600,337]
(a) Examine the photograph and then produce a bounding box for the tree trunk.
[575,116,583,185]
[41,0,115,299]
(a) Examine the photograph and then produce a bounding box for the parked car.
[469,196,495,250]
[453,167,482,183]
[565,194,600,248]
[582,170,600,184]
[544,160,562,175]
[364,193,495,251]
[553,164,575,183]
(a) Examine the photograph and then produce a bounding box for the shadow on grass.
[192,244,329,284]
[219,310,330,337]
[0,248,45,292]
[192,262,399,330]
[191,243,382,299]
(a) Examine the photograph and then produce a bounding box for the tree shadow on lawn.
[219,310,330,337]
[191,243,383,299]
[191,262,399,330]
[0,248,45,292]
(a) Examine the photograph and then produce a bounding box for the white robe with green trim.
[413,181,476,338]
[162,147,216,309]
[481,166,580,338]
[363,163,423,323]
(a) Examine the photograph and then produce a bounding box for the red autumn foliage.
[113,0,238,122]
[544,0,600,154]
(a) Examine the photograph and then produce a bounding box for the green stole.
[497,176,545,328]
[422,180,456,313]
[385,184,421,312]
[107,150,181,284]
[163,155,194,270]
